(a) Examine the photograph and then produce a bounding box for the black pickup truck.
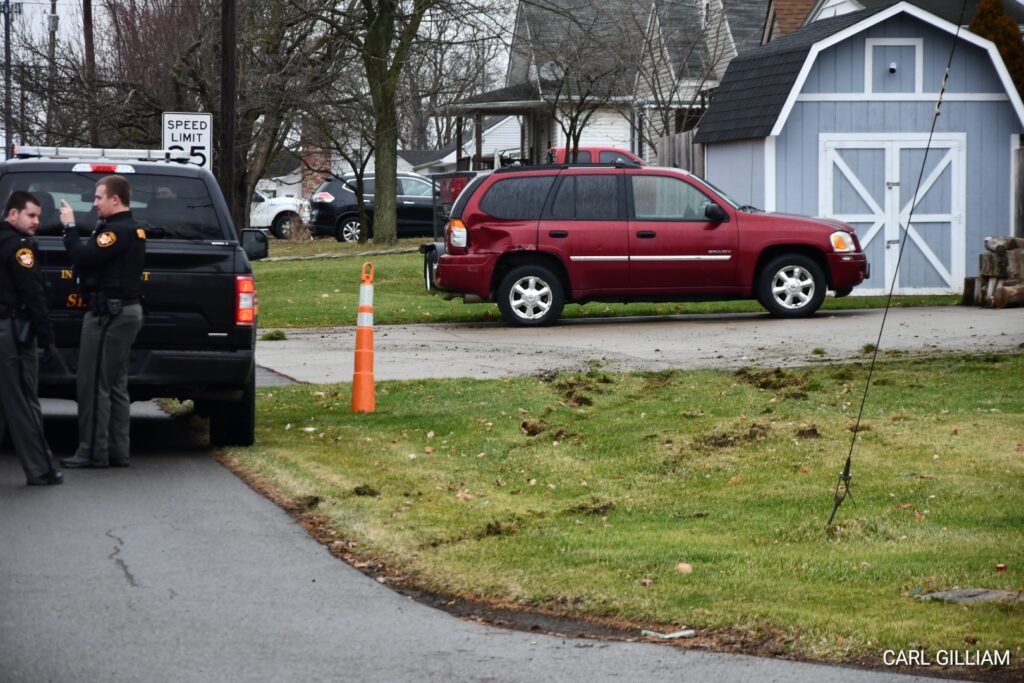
[0,155,269,446]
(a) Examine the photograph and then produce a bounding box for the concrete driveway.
[256,306,1024,383]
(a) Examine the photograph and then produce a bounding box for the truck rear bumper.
[40,348,255,401]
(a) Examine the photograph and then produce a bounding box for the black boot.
[60,454,108,469]
[27,470,64,486]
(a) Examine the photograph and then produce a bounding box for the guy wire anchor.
[827,456,853,526]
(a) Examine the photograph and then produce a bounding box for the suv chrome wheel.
[497,265,565,326]
[758,254,826,318]
[337,217,361,242]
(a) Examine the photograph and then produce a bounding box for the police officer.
[0,191,63,486]
[59,175,145,469]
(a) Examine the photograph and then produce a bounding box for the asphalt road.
[5,307,1015,682]
[255,306,1024,383]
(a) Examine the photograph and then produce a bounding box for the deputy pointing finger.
[59,199,75,227]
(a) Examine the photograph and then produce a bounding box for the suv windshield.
[687,174,740,209]
[0,171,225,239]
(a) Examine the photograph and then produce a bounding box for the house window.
[700,0,710,28]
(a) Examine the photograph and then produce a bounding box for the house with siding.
[694,1,1024,295]
[442,0,768,166]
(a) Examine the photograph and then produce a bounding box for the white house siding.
[704,139,764,209]
[460,116,522,159]
[557,108,633,149]
[773,14,1023,292]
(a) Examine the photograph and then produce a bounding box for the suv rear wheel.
[758,254,826,318]
[336,215,362,242]
[497,265,564,326]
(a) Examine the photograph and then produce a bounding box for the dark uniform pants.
[0,319,58,480]
[73,304,143,464]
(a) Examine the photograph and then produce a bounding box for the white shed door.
[820,134,965,294]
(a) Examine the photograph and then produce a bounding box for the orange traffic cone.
[352,262,375,413]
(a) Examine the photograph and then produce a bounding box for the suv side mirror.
[241,228,269,261]
[705,203,728,223]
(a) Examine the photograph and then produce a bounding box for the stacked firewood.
[963,237,1024,308]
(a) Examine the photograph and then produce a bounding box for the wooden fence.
[655,130,704,174]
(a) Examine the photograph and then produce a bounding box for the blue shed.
[694,1,1024,294]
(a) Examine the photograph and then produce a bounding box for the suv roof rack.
[10,145,193,164]
[493,160,643,174]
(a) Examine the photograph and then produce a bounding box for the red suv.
[421,164,868,326]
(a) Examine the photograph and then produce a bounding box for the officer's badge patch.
[97,231,117,247]
[15,248,34,268]
[136,228,147,239]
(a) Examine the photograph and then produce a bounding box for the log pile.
[963,237,1024,308]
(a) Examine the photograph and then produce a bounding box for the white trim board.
[764,136,776,212]
[864,38,923,93]
[771,1,1024,136]
[797,93,1009,102]
[1011,133,1020,231]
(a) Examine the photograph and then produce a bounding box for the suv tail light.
[448,219,467,248]
[312,191,334,202]
[236,275,256,325]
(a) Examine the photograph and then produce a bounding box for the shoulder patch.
[15,247,35,268]
[136,228,147,239]
[96,231,117,247]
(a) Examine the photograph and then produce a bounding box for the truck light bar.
[11,145,193,164]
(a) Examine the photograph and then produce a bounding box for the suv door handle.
[636,230,657,238]
[548,230,568,238]
[403,201,415,205]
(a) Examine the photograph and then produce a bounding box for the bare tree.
[518,0,644,161]
[629,0,734,157]
[302,59,379,243]
[292,0,508,245]
[398,10,505,150]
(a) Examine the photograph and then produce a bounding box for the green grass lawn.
[222,353,1023,672]
[253,239,959,327]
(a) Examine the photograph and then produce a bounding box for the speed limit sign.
[162,112,213,169]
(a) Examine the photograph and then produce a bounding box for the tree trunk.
[83,0,98,146]
[364,42,398,245]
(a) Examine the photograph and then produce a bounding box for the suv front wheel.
[497,265,564,326]
[758,254,826,318]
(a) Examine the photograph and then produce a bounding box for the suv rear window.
[345,178,375,195]
[0,171,225,240]
[478,176,555,220]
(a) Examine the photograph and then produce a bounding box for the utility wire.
[829,0,970,526]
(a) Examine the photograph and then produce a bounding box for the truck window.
[0,172,227,239]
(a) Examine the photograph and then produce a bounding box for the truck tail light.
[236,275,256,325]
[448,218,467,248]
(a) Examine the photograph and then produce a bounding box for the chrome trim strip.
[569,256,629,262]
[630,255,732,261]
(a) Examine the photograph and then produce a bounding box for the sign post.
[162,112,213,169]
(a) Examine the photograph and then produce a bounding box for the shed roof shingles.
[694,7,890,143]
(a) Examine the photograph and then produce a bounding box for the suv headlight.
[448,219,467,248]
[830,231,856,253]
